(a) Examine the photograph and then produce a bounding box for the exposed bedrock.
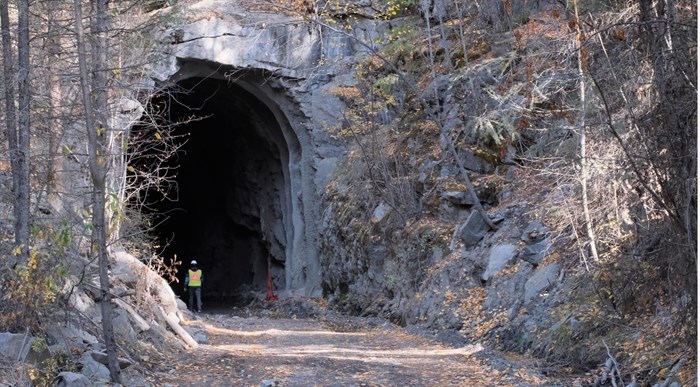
[137,4,378,299]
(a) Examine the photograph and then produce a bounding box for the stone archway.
[140,59,321,300]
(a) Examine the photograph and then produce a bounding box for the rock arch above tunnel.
[138,61,322,298]
[140,8,366,297]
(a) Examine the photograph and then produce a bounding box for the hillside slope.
[316,0,696,384]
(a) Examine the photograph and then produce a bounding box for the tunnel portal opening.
[133,74,295,304]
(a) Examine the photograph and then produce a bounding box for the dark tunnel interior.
[131,76,290,305]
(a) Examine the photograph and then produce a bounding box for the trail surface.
[150,300,553,387]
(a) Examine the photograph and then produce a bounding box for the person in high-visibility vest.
[184,260,203,312]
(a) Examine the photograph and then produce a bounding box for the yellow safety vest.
[188,269,202,287]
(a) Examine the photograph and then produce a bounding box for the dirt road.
[149,300,554,387]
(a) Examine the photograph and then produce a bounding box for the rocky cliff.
[3,0,690,384]
[131,0,694,379]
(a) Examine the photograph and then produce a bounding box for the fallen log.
[154,306,198,349]
[113,298,150,333]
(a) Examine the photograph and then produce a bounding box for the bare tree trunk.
[46,0,65,194]
[573,0,599,263]
[15,0,31,260]
[453,0,469,67]
[0,0,20,268]
[1,0,30,266]
[420,0,437,95]
[74,0,122,382]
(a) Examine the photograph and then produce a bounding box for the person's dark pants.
[188,286,202,312]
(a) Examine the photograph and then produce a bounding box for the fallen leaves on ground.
[146,300,558,387]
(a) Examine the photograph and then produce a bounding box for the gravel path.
[148,300,554,386]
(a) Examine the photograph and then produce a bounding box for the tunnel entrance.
[132,70,304,303]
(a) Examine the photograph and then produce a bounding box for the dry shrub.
[0,358,31,387]
[0,225,70,332]
[132,253,181,312]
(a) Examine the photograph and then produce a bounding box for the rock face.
[457,211,492,247]
[0,332,32,362]
[9,249,195,385]
[129,0,573,361]
[79,351,111,382]
[0,1,596,384]
[482,244,517,282]
[137,1,389,297]
[53,372,92,387]
[524,263,561,304]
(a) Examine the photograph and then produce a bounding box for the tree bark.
[73,0,122,382]
[15,0,30,261]
[46,0,65,194]
[573,0,599,263]
[0,0,19,268]
[638,0,696,257]
[1,0,30,267]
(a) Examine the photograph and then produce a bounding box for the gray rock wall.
[136,0,576,357]
[142,1,391,295]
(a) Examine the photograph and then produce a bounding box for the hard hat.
[190,260,197,266]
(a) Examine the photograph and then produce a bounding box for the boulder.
[46,323,98,352]
[79,351,110,382]
[438,201,471,223]
[111,249,140,285]
[458,211,490,247]
[501,145,517,165]
[418,160,441,184]
[111,248,180,316]
[518,237,551,266]
[176,298,188,311]
[371,202,393,224]
[112,308,138,344]
[193,330,209,345]
[53,372,92,387]
[68,286,95,314]
[0,332,32,361]
[523,264,560,304]
[520,221,550,244]
[89,351,133,369]
[441,186,500,211]
[441,191,478,206]
[482,244,517,281]
[490,212,506,224]
[458,148,495,174]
